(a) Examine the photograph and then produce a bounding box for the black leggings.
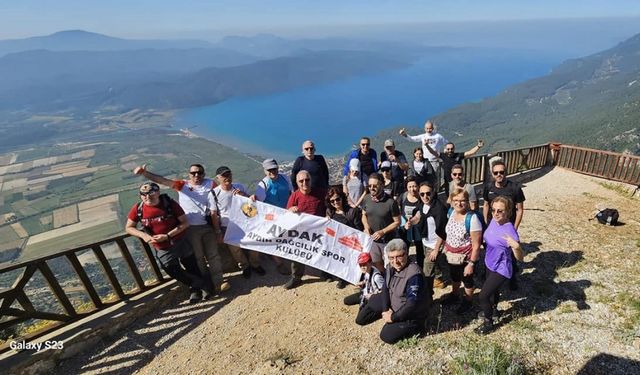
[161,253,211,292]
[380,320,423,344]
[478,269,508,319]
[400,227,425,268]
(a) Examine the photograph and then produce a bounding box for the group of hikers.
[126,119,526,343]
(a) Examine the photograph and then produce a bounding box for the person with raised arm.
[133,163,229,298]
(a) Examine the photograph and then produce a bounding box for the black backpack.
[137,193,175,234]
[595,208,619,226]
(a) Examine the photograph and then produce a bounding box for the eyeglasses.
[388,255,406,261]
[189,171,204,176]
[493,170,505,176]
[419,191,432,197]
[452,199,468,204]
[304,147,314,151]
[298,178,310,183]
[140,191,157,196]
[330,197,342,203]
[491,208,505,214]
[451,173,463,177]
[360,143,370,147]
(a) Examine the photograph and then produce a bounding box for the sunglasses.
[304,147,314,151]
[381,168,391,172]
[189,171,204,176]
[491,208,505,214]
[298,178,311,183]
[330,197,342,203]
[419,191,432,197]
[493,170,505,176]
[360,143,370,147]
[140,191,157,196]
[451,173,463,177]
[267,168,278,173]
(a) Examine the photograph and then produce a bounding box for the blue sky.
[1,0,639,39]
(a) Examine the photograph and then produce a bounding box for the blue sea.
[178,48,562,159]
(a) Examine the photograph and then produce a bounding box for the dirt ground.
[53,168,640,374]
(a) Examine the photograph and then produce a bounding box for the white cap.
[349,158,360,171]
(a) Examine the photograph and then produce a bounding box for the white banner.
[224,196,372,284]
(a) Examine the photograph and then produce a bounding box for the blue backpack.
[447,207,485,234]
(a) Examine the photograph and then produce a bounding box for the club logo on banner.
[224,196,372,284]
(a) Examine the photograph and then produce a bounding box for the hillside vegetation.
[383,32,640,154]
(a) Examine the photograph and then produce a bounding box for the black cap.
[216,166,231,175]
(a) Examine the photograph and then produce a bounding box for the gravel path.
[54,167,640,374]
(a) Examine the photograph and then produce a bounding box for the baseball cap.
[262,158,278,170]
[380,161,391,170]
[357,252,372,265]
[216,166,231,175]
[384,139,395,147]
[139,182,160,194]
[349,158,360,172]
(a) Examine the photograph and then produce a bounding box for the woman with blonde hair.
[476,195,523,334]
[441,187,483,314]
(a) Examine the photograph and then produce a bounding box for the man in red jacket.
[125,182,215,303]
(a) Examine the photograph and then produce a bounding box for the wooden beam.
[65,253,103,309]
[91,245,126,300]
[115,239,146,292]
[37,261,77,318]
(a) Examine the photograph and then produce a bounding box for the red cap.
[357,252,371,265]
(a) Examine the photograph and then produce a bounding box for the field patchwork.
[52,204,79,228]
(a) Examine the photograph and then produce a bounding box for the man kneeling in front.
[379,239,430,344]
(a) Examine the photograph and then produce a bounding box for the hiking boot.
[283,277,302,290]
[477,306,501,320]
[440,293,460,305]
[433,278,446,289]
[456,299,473,315]
[252,266,266,276]
[336,280,347,289]
[189,290,202,304]
[475,318,494,335]
[276,263,290,275]
[242,267,252,279]
[219,280,231,292]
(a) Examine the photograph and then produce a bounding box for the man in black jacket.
[407,182,448,295]
[290,140,329,191]
[379,239,430,344]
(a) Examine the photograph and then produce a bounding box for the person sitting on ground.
[343,252,385,325]
[343,158,365,208]
[343,137,378,186]
[379,239,430,344]
[284,170,327,289]
[250,158,293,275]
[424,140,483,196]
[213,166,265,278]
[125,182,215,303]
[380,161,402,200]
[441,187,482,315]
[397,176,425,268]
[407,182,448,294]
[133,163,229,296]
[448,164,478,211]
[476,196,524,334]
[408,147,437,187]
[326,187,363,289]
[379,138,408,195]
[291,140,330,191]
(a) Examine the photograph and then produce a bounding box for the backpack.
[137,193,174,234]
[595,208,619,226]
[447,207,475,235]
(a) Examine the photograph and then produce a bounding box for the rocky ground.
[54,168,640,374]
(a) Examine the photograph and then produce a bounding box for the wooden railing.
[0,234,166,353]
[554,144,640,186]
